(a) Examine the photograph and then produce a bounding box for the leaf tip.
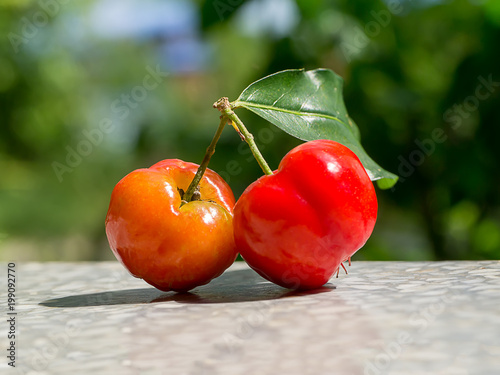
[375,176,399,190]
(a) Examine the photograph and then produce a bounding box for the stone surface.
[1,261,499,375]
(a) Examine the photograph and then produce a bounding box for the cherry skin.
[105,159,237,292]
[234,140,378,290]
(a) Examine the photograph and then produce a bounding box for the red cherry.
[234,140,377,289]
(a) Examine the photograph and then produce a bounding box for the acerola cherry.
[233,140,377,290]
[105,159,237,292]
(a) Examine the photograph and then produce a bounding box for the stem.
[183,115,227,202]
[227,110,273,176]
[213,97,273,176]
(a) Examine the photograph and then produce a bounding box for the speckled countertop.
[1,261,499,375]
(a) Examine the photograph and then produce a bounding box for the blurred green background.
[1,0,499,262]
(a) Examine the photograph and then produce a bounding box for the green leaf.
[233,68,398,189]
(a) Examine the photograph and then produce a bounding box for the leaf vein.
[235,101,345,126]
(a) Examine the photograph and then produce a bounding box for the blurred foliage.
[0,0,499,261]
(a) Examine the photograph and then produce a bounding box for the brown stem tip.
[213,97,231,111]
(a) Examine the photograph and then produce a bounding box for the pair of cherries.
[105,139,377,292]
